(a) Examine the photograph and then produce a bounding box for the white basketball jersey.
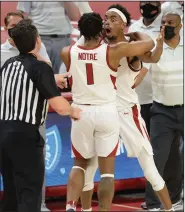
[68,43,117,105]
[116,57,140,108]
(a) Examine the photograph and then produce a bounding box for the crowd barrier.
[0,92,146,198]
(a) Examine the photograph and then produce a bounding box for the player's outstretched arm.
[109,32,155,66]
[107,37,154,70]
[138,27,164,63]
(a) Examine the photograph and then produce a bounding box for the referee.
[0,19,81,212]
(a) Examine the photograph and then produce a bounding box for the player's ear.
[121,22,126,30]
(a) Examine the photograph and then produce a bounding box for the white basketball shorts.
[118,104,153,157]
[71,103,120,159]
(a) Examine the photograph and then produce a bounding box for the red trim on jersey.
[68,75,73,88]
[110,75,117,90]
[103,37,109,44]
[72,144,84,159]
[106,45,117,72]
[126,57,143,72]
[132,105,144,137]
[67,45,73,87]
[108,141,119,157]
[67,45,73,72]
[142,124,150,141]
[131,83,136,89]
[131,74,140,89]
[77,42,102,50]
[99,36,105,45]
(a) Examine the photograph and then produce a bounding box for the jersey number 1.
[86,63,94,85]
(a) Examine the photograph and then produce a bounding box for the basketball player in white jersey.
[78,5,174,212]
[61,12,154,211]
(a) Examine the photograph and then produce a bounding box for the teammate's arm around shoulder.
[110,32,155,61]
[138,27,164,63]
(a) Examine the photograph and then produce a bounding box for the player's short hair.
[139,1,161,5]
[4,11,24,27]
[10,19,38,54]
[78,12,103,40]
[108,4,131,27]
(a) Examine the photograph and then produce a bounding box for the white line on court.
[92,200,141,210]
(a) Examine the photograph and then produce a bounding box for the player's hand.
[54,72,71,89]
[70,107,82,121]
[156,26,164,47]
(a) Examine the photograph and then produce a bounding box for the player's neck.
[83,38,101,48]
[109,34,128,44]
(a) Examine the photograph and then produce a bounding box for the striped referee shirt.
[0,53,61,126]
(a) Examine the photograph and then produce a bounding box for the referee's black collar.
[19,53,37,59]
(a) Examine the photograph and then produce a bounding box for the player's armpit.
[128,56,142,72]
[138,51,154,63]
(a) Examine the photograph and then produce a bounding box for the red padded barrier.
[0,178,146,198]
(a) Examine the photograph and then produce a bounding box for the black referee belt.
[40,34,70,38]
[155,101,184,108]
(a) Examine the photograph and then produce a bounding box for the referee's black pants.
[145,102,184,209]
[140,103,152,136]
[0,121,44,212]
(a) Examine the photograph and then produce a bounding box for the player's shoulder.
[62,45,72,54]
[60,45,72,61]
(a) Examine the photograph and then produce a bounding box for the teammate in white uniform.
[61,12,154,211]
[79,5,173,212]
